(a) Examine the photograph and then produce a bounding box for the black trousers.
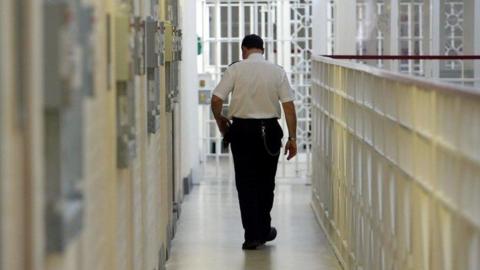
[230,118,283,241]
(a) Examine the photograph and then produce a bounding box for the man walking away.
[211,34,298,250]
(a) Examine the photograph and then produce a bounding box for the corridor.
[166,177,340,270]
[2,0,480,269]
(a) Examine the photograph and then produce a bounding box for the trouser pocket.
[262,121,283,155]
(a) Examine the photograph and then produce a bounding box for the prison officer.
[211,34,298,250]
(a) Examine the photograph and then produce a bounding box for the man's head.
[241,34,264,59]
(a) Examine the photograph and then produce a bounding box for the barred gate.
[197,0,312,181]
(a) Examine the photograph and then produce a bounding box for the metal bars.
[318,0,480,87]
[311,55,480,270]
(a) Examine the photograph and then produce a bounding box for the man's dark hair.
[241,34,264,50]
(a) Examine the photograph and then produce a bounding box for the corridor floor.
[165,177,341,270]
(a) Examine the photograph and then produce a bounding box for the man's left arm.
[211,95,230,135]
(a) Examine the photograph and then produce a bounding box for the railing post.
[389,0,399,71]
[426,0,440,79]
[475,0,480,88]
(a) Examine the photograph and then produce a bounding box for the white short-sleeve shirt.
[212,53,295,119]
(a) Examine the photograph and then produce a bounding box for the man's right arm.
[211,68,235,135]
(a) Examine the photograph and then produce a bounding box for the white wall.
[312,0,356,55]
[335,0,356,54]
[312,0,328,55]
[179,0,200,181]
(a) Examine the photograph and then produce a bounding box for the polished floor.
[165,176,341,270]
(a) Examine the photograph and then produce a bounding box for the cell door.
[43,0,87,252]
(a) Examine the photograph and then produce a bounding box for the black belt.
[232,117,278,123]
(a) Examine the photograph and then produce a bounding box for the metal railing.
[311,55,480,270]
[321,55,480,88]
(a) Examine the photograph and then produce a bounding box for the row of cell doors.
[0,0,182,269]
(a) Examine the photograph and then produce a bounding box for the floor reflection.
[166,178,341,270]
[242,246,274,270]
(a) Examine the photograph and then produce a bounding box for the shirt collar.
[247,53,265,61]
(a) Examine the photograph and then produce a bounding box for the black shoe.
[242,240,262,250]
[262,227,277,243]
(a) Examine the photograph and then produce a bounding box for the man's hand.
[215,115,231,136]
[284,140,297,160]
